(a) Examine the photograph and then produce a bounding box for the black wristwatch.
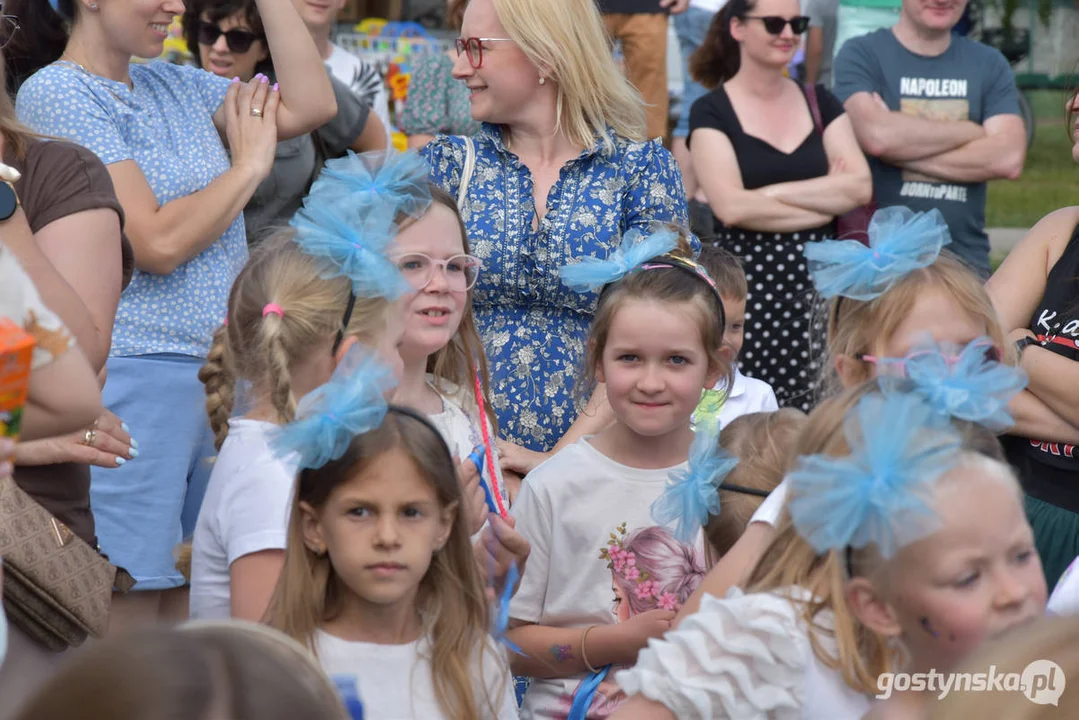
[0,180,19,222]
[1015,336,1038,358]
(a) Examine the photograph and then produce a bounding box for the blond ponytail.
[199,325,237,451]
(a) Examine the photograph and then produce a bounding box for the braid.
[261,314,298,424]
[199,325,236,451]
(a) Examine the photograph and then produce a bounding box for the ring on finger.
[250,107,263,118]
[84,429,97,447]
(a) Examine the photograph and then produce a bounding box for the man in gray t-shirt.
[832,0,1025,277]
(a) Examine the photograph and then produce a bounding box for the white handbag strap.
[457,136,476,210]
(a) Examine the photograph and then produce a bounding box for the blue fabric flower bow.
[272,345,397,470]
[885,335,1028,433]
[651,428,739,544]
[290,196,411,299]
[786,392,962,558]
[558,227,680,293]
[803,206,952,301]
[308,149,433,220]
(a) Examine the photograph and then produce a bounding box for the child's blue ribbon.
[493,561,526,658]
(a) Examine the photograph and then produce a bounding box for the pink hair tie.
[262,303,285,318]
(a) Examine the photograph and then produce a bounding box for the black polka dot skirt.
[712,228,827,413]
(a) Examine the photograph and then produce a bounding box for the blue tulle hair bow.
[887,335,1028,433]
[651,428,739,544]
[271,346,397,470]
[290,196,411,299]
[804,206,952,301]
[308,150,433,220]
[786,392,962,558]
[558,227,680,293]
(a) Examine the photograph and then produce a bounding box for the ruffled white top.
[615,586,872,719]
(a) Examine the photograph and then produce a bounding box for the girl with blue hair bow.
[677,206,1076,621]
[263,387,518,718]
[612,387,1047,719]
[188,152,426,622]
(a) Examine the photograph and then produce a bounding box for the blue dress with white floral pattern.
[423,125,688,451]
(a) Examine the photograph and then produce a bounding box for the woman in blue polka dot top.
[9,0,336,625]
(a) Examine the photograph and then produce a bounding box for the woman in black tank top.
[988,206,1079,590]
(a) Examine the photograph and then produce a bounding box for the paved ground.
[989,228,1028,255]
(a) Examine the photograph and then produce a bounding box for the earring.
[539,77,546,85]
[88,2,99,9]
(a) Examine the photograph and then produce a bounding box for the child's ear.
[333,334,360,366]
[846,577,903,639]
[835,354,869,389]
[298,501,328,556]
[707,347,733,388]
[591,342,606,384]
[436,501,458,550]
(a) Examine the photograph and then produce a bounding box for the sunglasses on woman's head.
[197,21,264,54]
[743,15,811,35]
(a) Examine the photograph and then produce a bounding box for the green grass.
[985,90,1076,229]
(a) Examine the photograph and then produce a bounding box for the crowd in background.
[0,0,1077,717]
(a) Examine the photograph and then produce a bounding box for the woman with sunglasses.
[421,0,688,469]
[182,0,387,247]
[987,91,1079,591]
[688,0,871,414]
[6,0,335,630]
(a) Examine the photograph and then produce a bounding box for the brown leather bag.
[0,475,133,651]
[804,83,877,246]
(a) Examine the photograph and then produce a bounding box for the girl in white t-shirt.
[678,207,1041,620]
[389,185,510,532]
[264,376,517,719]
[189,151,436,621]
[504,227,729,719]
[612,389,1048,719]
[188,229,405,622]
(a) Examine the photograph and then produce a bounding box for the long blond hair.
[491,0,647,151]
[265,409,501,720]
[820,253,1009,395]
[745,382,1009,695]
[198,232,391,450]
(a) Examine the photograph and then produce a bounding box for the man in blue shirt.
[832,0,1026,277]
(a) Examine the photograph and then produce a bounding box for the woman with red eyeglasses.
[986,91,1079,592]
[688,0,871,414]
[421,0,689,474]
[182,0,387,247]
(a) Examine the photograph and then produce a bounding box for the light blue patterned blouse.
[16,61,247,358]
[423,125,688,451]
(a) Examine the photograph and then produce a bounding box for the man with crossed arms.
[833,0,1026,277]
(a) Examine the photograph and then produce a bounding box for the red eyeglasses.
[454,37,514,69]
